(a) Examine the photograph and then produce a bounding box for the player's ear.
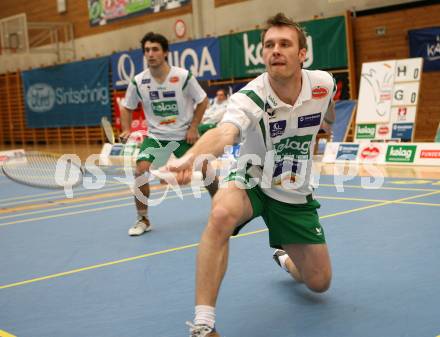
[298,48,307,64]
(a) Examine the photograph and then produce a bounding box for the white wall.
[0,0,424,73]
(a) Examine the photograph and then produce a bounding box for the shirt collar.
[263,70,312,109]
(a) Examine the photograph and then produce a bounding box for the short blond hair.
[261,13,307,50]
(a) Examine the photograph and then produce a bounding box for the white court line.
[0,186,196,221]
[0,190,207,227]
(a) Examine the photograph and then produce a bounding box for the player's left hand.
[185,126,199,145]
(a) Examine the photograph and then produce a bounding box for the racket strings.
[2,152,83,189]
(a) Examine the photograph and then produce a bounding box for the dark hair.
[140,32,169,53]
[216,88,228,97]
[261,13,307,50]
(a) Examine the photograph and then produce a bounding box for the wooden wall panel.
[353,3,440,141]
[0,0,192,39]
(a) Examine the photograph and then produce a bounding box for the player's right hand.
[165,153,195,185]
[119,130,131,143]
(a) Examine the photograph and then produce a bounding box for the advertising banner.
[111,49,144,90]
[88,0,191,27]
[336,143,359,161]
[385,145,417,163]
[22,57,111,128]
[112,37,220,89]
[357,142,387,164]
[416,143,440,165]
[356,124,376,139]
[168,37,221,81]
[220,16,347,79]
[408,27,440,72]
[323,142,440,166]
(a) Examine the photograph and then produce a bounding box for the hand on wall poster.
[358,61,395,123]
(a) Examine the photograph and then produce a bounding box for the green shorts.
[226,172,325,249]
[137,137,192,167]
[198,123,217,136]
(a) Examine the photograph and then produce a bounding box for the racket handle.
[150,169,203,182]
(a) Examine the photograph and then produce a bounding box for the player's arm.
[166,122,239,184]
[167,91,260,184]
[320,75,337,133]
[120,105,134,140]
[120,79,141,140]
[320,100,335,133]
[187,96,209,144]
[190,122,239,159]
[184,73,209,144]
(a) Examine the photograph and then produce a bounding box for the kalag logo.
[269,120,287,138]
[26,83,56,112]
[389,147,413,159]
[274,135,313,158]
[357,125,376,138]
[152,101,178,116]
[243,33,263,67]
[386,145,417,163]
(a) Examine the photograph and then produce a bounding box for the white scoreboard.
[355,57,423,142]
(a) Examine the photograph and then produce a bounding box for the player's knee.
[209,205,237,236]
[304,273,331,293]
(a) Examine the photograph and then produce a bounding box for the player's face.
[262,26,306,81]
[216,90,227,103]
[144,41,167,68]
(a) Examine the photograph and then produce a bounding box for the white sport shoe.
[273,249,289,272]
[186,321,220,337]
[128,216,151,236]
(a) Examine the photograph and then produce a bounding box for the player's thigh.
[282,243,332,283]
[210,181,254,232]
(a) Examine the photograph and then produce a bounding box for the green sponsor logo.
[152,100,178,117]
[386,145,417,163]
[274,135,313,159]
[220,16,347,78]
[356,124,376,139]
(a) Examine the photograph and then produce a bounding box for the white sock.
[278,252,290,273]
[194,305,216,328]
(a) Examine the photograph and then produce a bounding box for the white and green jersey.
[123,66,207,141]
[221,69,336,204]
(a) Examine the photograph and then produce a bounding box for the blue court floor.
[1,172,439,337]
